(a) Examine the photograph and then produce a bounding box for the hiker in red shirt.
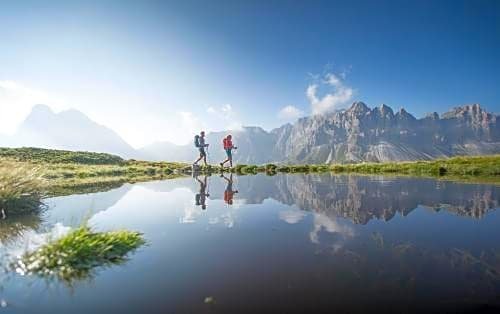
[220,135,237,168]
[221,173,238,205]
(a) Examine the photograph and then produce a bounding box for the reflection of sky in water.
[0,174,499,313]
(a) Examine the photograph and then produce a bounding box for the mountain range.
[1,102,499,163]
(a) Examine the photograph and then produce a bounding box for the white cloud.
[278,105,303,121]
[0,81,68,135]
[206,103,234,119]
[309,213,354,245]
[156,104,243,146]
[279,209,307,224]
[205,104,242,131]
[179,111,202,133]
[307,72,354,115]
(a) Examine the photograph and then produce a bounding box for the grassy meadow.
[0,147,187,196]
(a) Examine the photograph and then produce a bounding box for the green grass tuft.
[15,225,145,283]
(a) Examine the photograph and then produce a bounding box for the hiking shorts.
[199,147,206,157]
[225,148,232,159]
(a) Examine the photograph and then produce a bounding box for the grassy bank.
[0,147,188,195]
[206,155,500,182]
[1,148,499,201]
[327,155,500,178]
[15,225,145,283]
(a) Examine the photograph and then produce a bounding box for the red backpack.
[223,137,231,149]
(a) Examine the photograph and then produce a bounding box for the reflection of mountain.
[204,174,500,224]
[273,175,500,224]
[44,184,132,226]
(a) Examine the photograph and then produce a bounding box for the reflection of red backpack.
[223,137,232,149]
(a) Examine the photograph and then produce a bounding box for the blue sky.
[1,0,499,146]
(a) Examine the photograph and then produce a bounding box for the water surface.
[1,174,499,313]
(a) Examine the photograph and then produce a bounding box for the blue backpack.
[194,135,200,148]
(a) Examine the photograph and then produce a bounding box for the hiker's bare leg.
[221,159,230,167]
[221,173,230,182]
[195,176,203,185]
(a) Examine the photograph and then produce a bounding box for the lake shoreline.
[1,148,499,198]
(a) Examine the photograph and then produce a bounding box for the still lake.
[1,173,499,313]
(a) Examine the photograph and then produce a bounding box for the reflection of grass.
[0,162,46,215]
[0,213,42,244]
[47,173,184,197]
[15,225,145,283]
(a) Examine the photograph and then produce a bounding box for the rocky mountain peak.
[395,107,416,120]
[441,104,485,119]
[425,112,440,120]
[347,101,370,116]
[242,126,267,134]
[375,104,394,117]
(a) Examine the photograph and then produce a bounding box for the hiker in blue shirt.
[195,175,209,210]
[193,131,209,166]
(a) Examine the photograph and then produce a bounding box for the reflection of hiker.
[220,135,237,168]
[195,175,210,210]
[221,173,238,205]
[194,131,209,166]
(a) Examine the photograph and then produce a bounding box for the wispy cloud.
[307,72,354,115]
[278,105,304,121]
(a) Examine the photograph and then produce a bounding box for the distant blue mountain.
[4,104,137,158]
